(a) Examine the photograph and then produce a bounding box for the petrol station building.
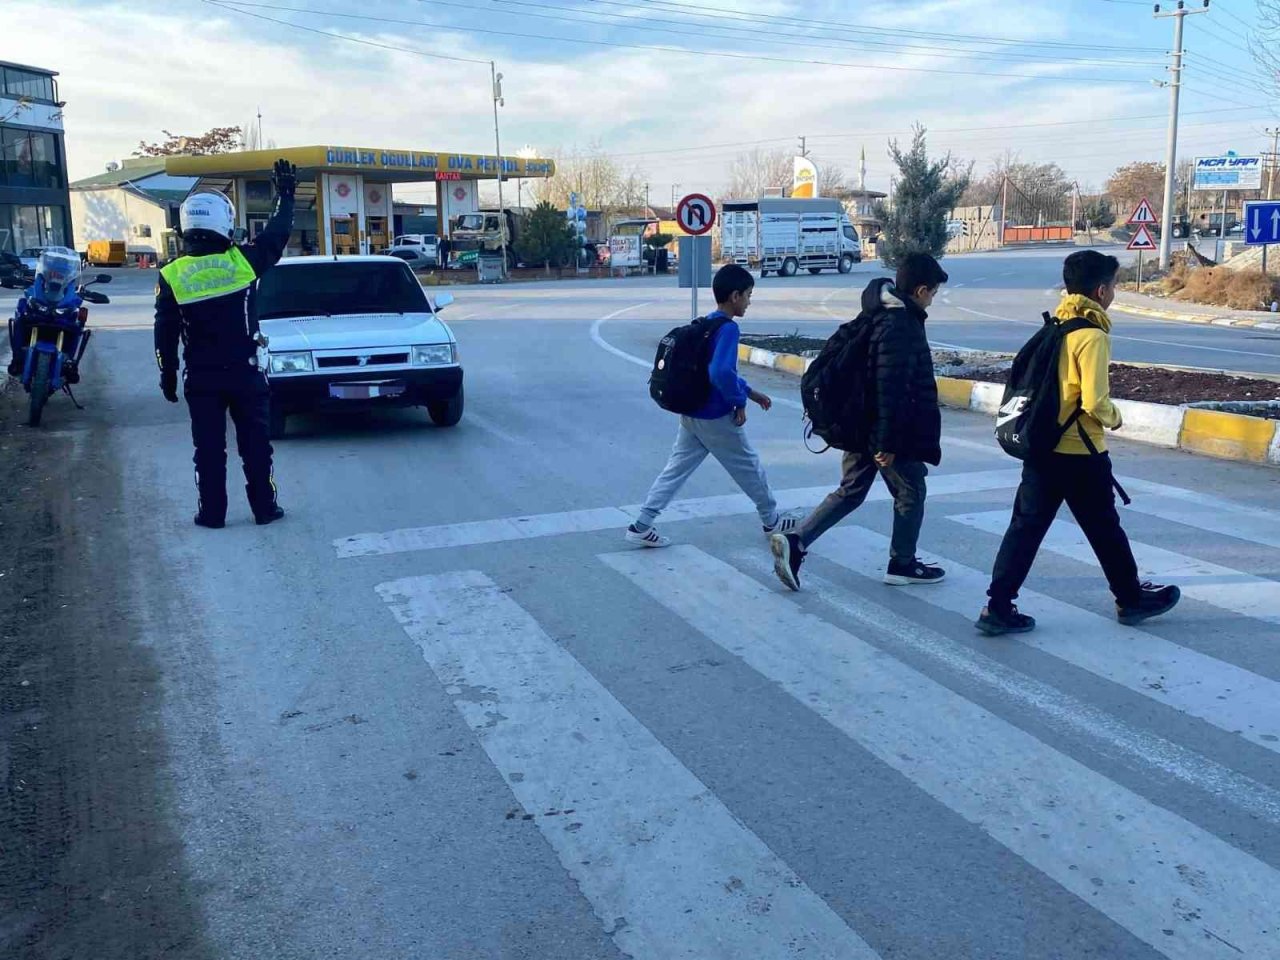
[164,145,555,257]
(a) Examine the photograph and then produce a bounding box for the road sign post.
[1242,200,1280,277]
[676,193,716,320]
[1126,198,1158,293]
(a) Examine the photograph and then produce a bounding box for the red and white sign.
[676,193,716,236]
[1127,197,1158,225]
[1127,224,1158,252]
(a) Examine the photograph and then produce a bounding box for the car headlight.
[412,343,455,365]
[269,351,314,373]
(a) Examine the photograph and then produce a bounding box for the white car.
[256,255,462,438]
[389,233,439,265]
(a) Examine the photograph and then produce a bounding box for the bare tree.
[1106,161,1167,218]
[726,148,792,199]
[531,145,648,219]
[1251,2,1280,98]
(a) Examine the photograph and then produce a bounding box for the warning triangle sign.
[1127,223,1158,251]
[1127,197,1158,225]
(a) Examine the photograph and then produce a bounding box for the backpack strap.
[1054,316,1132,505]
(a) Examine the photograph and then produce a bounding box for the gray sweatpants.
[636,414,779,528]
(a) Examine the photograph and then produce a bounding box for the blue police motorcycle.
[6,248,110,426]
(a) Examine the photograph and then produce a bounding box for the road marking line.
[952,510,1280,626]
[464,411,529,446]
[603,545,1280,960]
[1122,479,1280,550]
[589,302,656,369]
[334,468,1022,558]
[376,569,882,960]
[731,548,1280,825]
[813,526,1280,753]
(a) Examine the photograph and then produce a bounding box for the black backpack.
[800,314,875,452]
[649,315,730,415]
[996,312,1130,503]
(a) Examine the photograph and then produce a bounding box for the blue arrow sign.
[1243,201,1280,246]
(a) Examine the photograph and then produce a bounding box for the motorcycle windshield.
[35,247,81,306]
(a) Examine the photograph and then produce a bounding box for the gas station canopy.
[164,145,555,184]
[164,145,556,258]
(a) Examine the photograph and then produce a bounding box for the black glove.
[272,158,297,199]
[161,371,179,403]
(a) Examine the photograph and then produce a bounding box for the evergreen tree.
[874,126,969,267]
[515,201,578,273]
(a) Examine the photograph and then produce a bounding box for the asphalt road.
[3,257,1280,960]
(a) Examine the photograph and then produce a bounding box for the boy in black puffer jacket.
[772,253,948,591]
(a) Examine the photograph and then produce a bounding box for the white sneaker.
[763,514,801,536]
[625,524,671,548]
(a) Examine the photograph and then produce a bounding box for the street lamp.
[516,144,538,211]
[491,62,507,276]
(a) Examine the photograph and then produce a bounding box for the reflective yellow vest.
[160,247,257,305]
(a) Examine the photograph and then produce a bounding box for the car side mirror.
[433,292,454,311]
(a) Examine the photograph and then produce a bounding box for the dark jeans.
[988,453,1141,610]
[185,366,278,521]
[797,450,927,561]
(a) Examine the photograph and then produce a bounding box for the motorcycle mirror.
[95,273,112,284]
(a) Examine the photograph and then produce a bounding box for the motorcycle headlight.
[412,343,454,365]
[269,351,314,373]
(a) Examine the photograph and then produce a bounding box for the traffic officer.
[155,159,296,528]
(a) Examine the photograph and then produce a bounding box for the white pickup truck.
[722,197,861,277]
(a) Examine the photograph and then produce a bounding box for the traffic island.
[738,334,1280,467]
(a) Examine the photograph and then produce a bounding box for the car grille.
[316,353,409,368]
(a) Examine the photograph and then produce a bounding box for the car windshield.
[455,214,484,230]
[21,248,43,258]
[256,261,430,320]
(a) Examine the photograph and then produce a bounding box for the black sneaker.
[884,557,946,585]
[770,532,805,592]
[1117,582,1181,626]
[975,605,1036,636]
[255,506,286,526]
[194,512,225,529]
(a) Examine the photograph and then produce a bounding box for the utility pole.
[256,106,263,150]
[798,136,808,158]
[1267,127,1280,200]
[490,62,507,277]
[1155,0,1209,270]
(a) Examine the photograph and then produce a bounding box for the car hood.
[262,312,451,351]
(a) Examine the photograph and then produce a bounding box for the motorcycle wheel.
[27,352,51,427]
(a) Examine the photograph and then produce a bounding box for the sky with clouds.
[9,0,1274,203]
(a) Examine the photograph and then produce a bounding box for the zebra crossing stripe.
[335,468,1022,558]
[375,569,883,960]
[1123,478,1280,550]
[950,510,1280,626]
[729,549,1280,826]
[602,545,1280,960]
[812,526,1280,754]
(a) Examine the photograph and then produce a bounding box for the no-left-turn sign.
[676,193,716,236]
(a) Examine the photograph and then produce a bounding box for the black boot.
[254,505,285,526]
[194,512,225,529]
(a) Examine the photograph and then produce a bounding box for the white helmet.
[179,191,236,239]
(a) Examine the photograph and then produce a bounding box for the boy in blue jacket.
[626,264,797,547]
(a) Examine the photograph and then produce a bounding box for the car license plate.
[329,382,405,400]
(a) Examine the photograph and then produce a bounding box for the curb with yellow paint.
[1111,297,1280,331]
[738,343,1280,468]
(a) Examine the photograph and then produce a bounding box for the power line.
[1211,1,1258,31]
[199,0,490,63]
[481,0,1162,64]
[211,0,1158,83]
[583,0,1166,52]
[453,0,1164,67]
[1195,17,1255,55]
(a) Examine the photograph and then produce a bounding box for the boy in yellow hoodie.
[977,250,1180,635]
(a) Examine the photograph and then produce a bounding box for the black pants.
[797,450,928,561]
[184,366,277,521]
[988,453,1140,610]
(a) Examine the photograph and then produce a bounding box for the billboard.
[792,156,818,198]
[1193,155,1263,191]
